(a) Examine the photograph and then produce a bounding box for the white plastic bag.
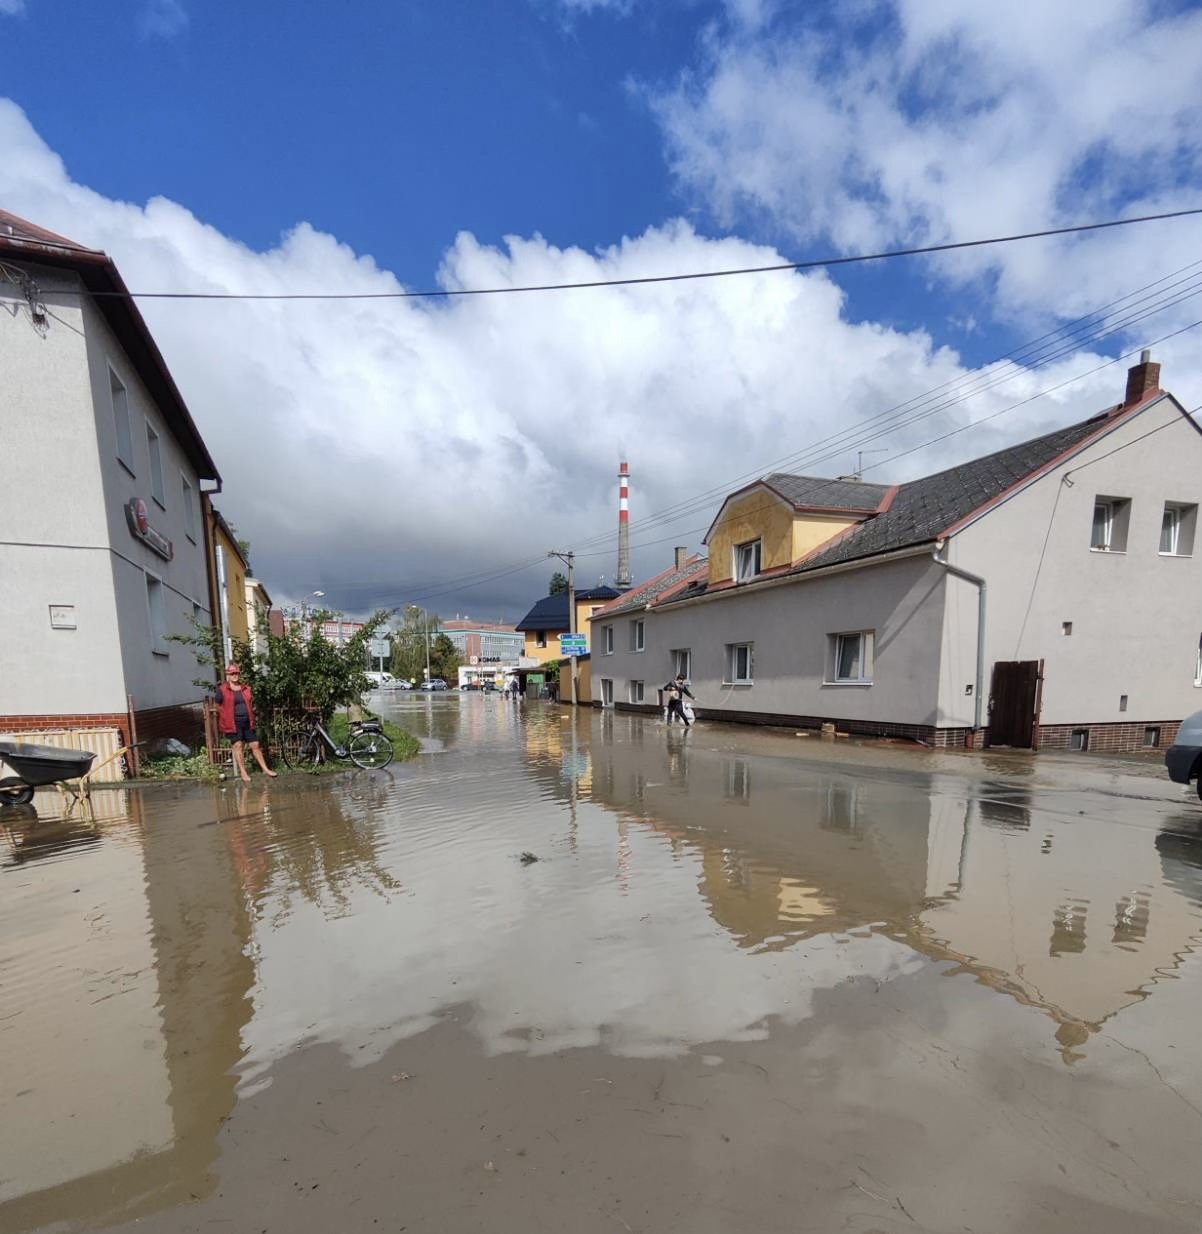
[682,701,695,724]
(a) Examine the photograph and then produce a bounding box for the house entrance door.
[988,660,1041,748]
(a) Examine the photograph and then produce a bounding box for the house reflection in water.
[0,789,255,1232]
[553,714,1202,1061]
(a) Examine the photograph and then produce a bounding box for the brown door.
[988,661,1040,748]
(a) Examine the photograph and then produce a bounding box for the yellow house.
[515,585,623,664]
[704,473,894,587]
[204,499,250,659]
[244,577,273,657]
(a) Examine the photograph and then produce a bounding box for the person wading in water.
[663,673,695,726]
[215,663,277,782]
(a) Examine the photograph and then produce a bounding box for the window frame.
[535,630,548,649]
[630,618,645,652]
[629,680,645,704]
[827,630,874,685]
[110,366,134,474]
[145,571,169,657]
[600,678,614,707]
[734,538,762,582]
[146,421,166,507]
[603,624,614,655]
[181,473,197,542]
[1160,501,1197,557]
[1090,495,1130,553]
[725,641,754,685]
[671,648,691,680]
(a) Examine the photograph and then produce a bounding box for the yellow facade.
[707,487,858,584]
[204,502,250,649]
[523,595,608,662]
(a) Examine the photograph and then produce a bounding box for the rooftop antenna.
[854,448,888,480]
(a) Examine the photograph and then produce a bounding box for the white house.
[0,209,221,751]
[590,355,1202,752]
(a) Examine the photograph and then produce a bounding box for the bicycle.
[276,713,395,771]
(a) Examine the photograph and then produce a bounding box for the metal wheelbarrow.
[0,741,98,807]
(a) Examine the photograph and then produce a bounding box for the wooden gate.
[988,660,1041,748]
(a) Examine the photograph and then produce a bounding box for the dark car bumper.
[1164,745,1199,784]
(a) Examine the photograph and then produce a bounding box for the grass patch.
[141,751,221,781]
[328,713,422,762]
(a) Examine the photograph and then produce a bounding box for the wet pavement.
[2,696,1200,1233]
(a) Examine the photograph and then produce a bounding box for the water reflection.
[2,707,1201,1232]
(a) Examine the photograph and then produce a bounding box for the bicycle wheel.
[347,728,394,770]
[278,724,322,770]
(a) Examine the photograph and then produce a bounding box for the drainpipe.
[931,544,986,736]
[216,543,233,665]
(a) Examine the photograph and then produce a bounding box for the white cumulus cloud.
[2,98,1198,616]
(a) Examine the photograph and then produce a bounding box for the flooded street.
[2,697,1201,1234]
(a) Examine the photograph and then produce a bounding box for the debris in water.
[391,1072,413,1083]
[519,851,540,865]
[484,1160,498,1172]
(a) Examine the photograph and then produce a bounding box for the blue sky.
[2,0,1201,613]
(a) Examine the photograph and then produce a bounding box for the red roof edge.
[588,554,704,619]
[876,484,899,514]
[651,561,709,606]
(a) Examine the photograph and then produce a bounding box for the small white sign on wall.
[49,604,76,630]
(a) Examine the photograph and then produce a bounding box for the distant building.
[515,586,623,665]
[245,578,273,658]
[319,619,365,648]
[205,502,248,664]
[437,619,523,664]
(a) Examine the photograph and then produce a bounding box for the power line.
[61,206,1202,301]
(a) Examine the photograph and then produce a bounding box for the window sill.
[152,649,170,659]
[1089,547,1126,554]
[722,680,753,688]
[117,458,136,479]
[152,496,167,512]
[185,533,197,545]
[823,680,873,687]
[1158,551,1192,558]
[630,648,645,655]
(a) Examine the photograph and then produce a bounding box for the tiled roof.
[589,555,708,619]
[762,473,889,511]
[515,586,623,631]
[663,401,1179,607]
[0,208,95,253]
[797,413,1118,572]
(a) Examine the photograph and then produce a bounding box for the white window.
[1195,634,1202,687]
[111,367,133,472]
[671,648,691,680]
[604,625,614,654]
[601,678,614,707]
[182,475,197,541]
[734,539,762,582]
[146,423,165,506]
[146,573,169,655]
[630,618,645,652]
[536,630,548,648]
[1091,496,1130,552]
[829,631,874,684]
[1160,502,1197,556]
[630,680,644,704]
[726,642,754,684]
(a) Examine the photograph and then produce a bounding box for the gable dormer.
[704,474,892,585]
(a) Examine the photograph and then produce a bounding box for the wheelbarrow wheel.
[1,785,36,807]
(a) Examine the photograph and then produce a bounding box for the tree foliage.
[172,608,390,732]
[387,605,461,684]
[549,571,568,595]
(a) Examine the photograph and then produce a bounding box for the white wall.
[0,262,212,718]
[944,396,1202,727]
[593,554,948,726]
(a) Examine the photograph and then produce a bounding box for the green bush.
[141,751,220,781]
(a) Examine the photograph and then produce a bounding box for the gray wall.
[943,395,1202,727]
[592,554,948,727]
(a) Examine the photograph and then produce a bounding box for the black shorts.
[230,722,258,744]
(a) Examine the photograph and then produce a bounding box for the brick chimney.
[674,546,687,569]
[1124,349,1161,407]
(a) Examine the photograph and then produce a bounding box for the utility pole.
[423,608,432,682]
[548,549,576,706]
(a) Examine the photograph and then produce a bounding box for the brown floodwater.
[2,696,1200,1233]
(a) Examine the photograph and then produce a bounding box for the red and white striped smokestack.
[617,460,631,589]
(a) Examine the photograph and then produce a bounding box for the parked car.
[1165,708,1202,798]
[420,679,449,691]
[364,671,395,691]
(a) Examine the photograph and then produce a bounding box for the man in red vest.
[215,663,278,782]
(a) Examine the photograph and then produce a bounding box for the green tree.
[173,607,390,734]
[549,571,568,595]
[429,633,461,685]
[389,605,440,684]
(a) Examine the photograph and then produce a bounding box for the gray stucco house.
[590,355,1202,752]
